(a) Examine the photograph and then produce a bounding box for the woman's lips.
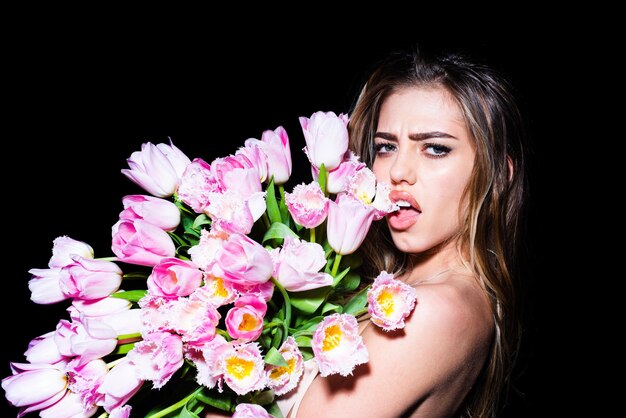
[388,190,421,230]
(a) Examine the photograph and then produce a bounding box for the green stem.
[216,328,231,339]
[122,272,148,280]
[106,357,126,370]
[310,227,316,243]
[331,254,343,277]
[96,257,118,262]
[117,332,141,342]
[264,320,286,330]
[270,278,291,345]
[262,212,271,229]
[147,386,204,418]
[352,308,369,317]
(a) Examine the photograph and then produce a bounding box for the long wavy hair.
[349,48,529,417]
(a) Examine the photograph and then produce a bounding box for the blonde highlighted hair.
[349,48,529,417]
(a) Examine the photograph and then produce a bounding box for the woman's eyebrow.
[375,131,458,141]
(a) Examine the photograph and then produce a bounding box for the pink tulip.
[326,193,377,255]
[147,257,203,298]
[205,189,260,235]
[39,391,98,417]
[68,299,142,338]
[367,271,417,331]
[211,153,262,200]
[170,295,221,345]
[272,236,333,292]
[188,229,227,272]
[128,331,184,389]
[59,256,123,300]
[121,140,191,198]
[239,140,269,183]
[111,218,176,266]
[266,336,304,396]
[1,361,68,415]
[97,357,143,413]
[231,280,275,302]
[258,126,292,185]
[70,297,132,319]
[119,194,181,231]
[177,158,220,213]
[24,331,65,364]
[225,295,267,342]
[195,275,237,307]
[311,151,366,194]
[28,267,66,304]
[108,405,132,418]
[347,167,398,220]
[65,358,108,409]
[213,233,274,286]
[185,334,229,389]
[232,403,272,418]
[54,318,117,366]
[48,236,94,268]
[300,111,349,171]
[217,342,266,395]
[138,295,178,334]
[285,181,330,228]
[312,313,368,377]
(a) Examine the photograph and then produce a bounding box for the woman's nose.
[389,151,417,185]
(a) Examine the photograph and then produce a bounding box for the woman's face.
[373,86,476,254]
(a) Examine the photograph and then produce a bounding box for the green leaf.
[335,272,361,293]
[267,400,285,418]
[109,290,147,302]
[332,266,351,287]
[262,222,298,243]
[294,335,312,347]
[289,287,330,314]
[264,347,288,367]
[180,405,200,418]
[266,177,282,225]
[243,389,276,406]
[300,347,314,361]
[293,315,324,330]
[192,213,211,230]
[110,342,136,355]
[321,302,341,315]
[317,163,328,195]
[278,185,291,227]
[271,327,283,349]
[343,285,371,315]
[196,388,236,412]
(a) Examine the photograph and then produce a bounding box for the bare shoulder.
[296,272,494,417]
[408,273,494,348]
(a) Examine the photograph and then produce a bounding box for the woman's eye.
[424,144,451,157]
[374,142,396,154]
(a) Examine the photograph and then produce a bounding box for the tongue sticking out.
[388,192,421,230]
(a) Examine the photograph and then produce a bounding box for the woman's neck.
[403,239,471,286]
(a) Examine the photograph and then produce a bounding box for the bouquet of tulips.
[1,111,419,418]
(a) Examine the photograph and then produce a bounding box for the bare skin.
[294,86,494,417]
[206,86,494,417]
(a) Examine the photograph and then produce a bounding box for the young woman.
[285,49,529,417]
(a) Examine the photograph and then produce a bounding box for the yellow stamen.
[357,191,372,205]
[238,313,259,332]
[322,324,343,352]
[225,356,254,380]
[269,358,296,380]
[211,277,228,298]
[376,290,395,316]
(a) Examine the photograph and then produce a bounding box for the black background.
[1,22,596,417]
